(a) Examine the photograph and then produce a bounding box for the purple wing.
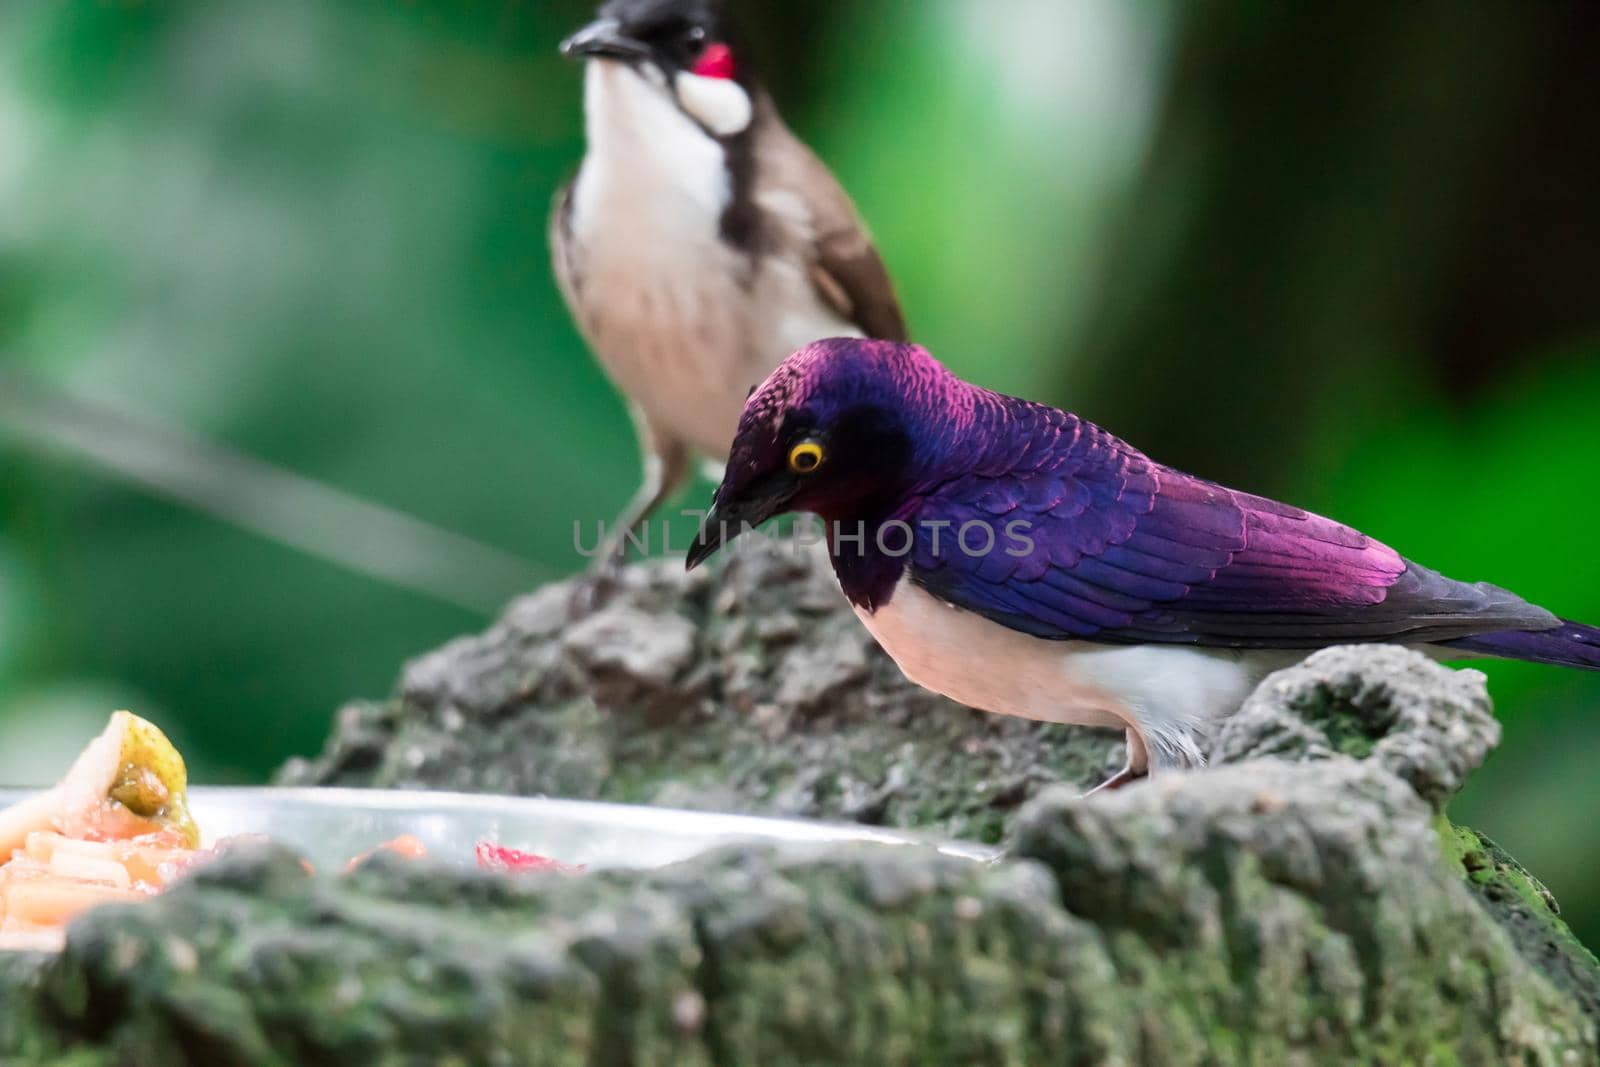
[910,402,1554,648]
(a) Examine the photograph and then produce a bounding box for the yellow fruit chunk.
[106,712,199,849]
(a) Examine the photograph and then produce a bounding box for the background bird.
[553,0,906,569]
[688,338,1600,790]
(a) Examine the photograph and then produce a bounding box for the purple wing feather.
[910,400,1555,649]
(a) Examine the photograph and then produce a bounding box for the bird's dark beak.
[560,17,652,62]
[686,474,798,571]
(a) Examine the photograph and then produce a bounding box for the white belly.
[573,250,854,458]
[853,578,1293,771]
[566,63,856,459]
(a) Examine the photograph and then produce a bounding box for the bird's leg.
[1083,765,1146,796]
[595,407,694,574]
[1082,729,1150,796]
[571,410,691,614]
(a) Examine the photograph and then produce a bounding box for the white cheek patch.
[673,71,753,137]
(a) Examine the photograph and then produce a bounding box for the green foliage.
[1313,352,1600,944]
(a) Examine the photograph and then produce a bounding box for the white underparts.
[575,61,729,237]
[853,578,1296,774]
[567,60,855,460]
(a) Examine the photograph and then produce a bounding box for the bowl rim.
[0,784,1000,863]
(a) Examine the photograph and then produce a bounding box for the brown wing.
[752,99,908,343]
[549,175,584,314]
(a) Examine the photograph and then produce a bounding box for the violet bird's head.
[687,339,956,569]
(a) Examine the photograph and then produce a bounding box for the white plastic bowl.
[0,786,997,872]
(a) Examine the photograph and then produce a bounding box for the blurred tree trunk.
[1067,2,1600,496]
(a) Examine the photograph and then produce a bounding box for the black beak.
[685,475,798,571]
[560,17,652,61]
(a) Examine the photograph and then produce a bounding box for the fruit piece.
[2,711,200,852]
[2,879,144,928]
[474,841,583,874]
[0,712,215,950]
[106,712,199,848]
[344,834,430,873]
[47,850,132,889]
[0,791,68,858]
[23,832,111,865]
[22,831,195,888]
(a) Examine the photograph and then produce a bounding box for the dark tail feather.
[1445,619,1600,670]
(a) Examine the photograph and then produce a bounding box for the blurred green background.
[1,2,1597,941]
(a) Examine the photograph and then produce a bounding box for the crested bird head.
[687,339,959,569]
[561,0,754,137]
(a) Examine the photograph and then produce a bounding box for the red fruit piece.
[474,841,583,874]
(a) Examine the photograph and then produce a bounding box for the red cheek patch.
[692,42,736,80]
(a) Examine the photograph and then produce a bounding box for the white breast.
[573,62,728,240]
[565,62,854,459]
[853,578,1293,772]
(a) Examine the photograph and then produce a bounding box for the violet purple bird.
[686,339,1600,790]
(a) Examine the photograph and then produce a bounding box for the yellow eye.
[787,440,824,473]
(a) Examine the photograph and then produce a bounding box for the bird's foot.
[568,552,626,616]
[1082,765,1146,798]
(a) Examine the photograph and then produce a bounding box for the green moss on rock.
[1436,817,1600,1020]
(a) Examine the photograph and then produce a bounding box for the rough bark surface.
[3,545,1597,1064]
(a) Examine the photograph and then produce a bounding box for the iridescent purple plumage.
[724,338,1600,664]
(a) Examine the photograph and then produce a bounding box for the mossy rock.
[5,549,1595,1063]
